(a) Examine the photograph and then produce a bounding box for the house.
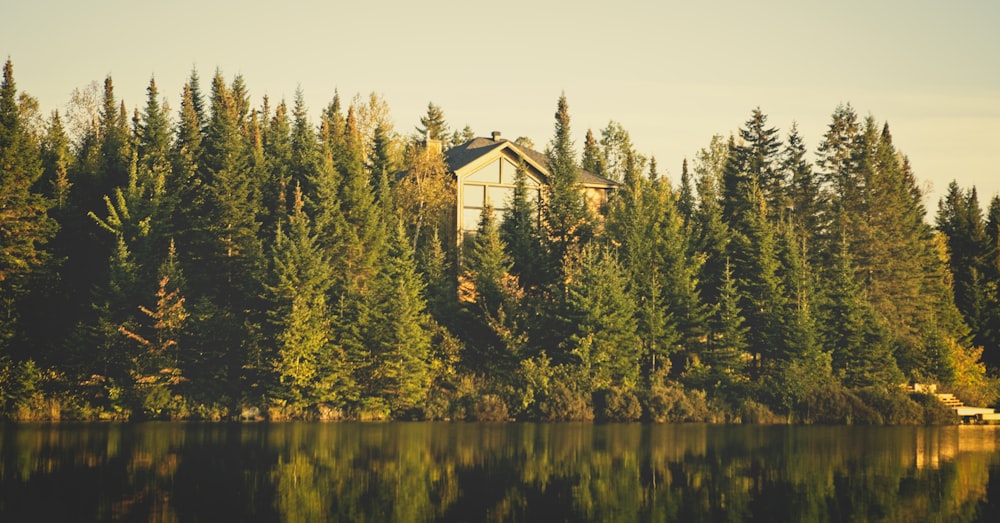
[443,132,618,241]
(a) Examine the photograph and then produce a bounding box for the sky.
[5,0,999,212]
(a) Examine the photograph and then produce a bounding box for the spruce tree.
[822,237,900,388]
[722,108,782,224]
[542,95,590,278]
[562,244,640,391]
[266,185,353,411]
[362,223,435,415]
[0,59,56,351]
[415,102,449,142]
[500,163,544,289]
[581,128,605,178]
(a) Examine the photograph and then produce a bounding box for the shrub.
[356,397,391,421]
[595,387,642,422]
[909,392,959,425]
[645,384,710,423]
[469,394,510,422]
[736,399,783,424]
[537,382,593,421]
[797,383,881,424]
[856,387,923,425]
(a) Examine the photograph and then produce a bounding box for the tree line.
[0,59,996,421]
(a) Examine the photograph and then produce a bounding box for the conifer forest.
[1,59,998,422]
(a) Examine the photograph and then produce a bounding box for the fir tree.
[562,245,640,391]
[0,59,57,350]
[542,94,590,278]
[363,223,435,415]
[266,185,353,411]
[500,163,544,289]
[581,128,605,178]
[415,102,449,142]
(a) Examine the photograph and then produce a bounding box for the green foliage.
[594,387,642,422]
[2,66,996,423]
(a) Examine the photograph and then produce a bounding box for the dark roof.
[445,137,618,188]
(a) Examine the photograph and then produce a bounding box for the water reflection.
[1,423,998,521]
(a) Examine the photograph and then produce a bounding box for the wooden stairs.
[935,392,1000,423]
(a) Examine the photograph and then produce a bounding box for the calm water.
[1,422,999,522]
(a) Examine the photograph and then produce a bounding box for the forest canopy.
[1,59,997,422]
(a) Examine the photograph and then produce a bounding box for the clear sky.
[5,0,999,211]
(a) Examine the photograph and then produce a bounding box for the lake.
[1,422,999,522]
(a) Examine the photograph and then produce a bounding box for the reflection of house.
[444,132,618,241]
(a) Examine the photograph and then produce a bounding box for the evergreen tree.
[542,94,590,277]
[39,110,72,210]
[289,89,318,195]
[698,258,749,396]
[0,59,56,350]
[261,98,292,233]
[500,163,544,289]
[936,182,990,346]
[983,196,1000,369]
[562,244,640,391]
[189,71,265,395]
[691,135,731,307]
[822,237,900,388]
[781,123,825,257]
[266,186,353,411]
[415,102,449,142]
[362,223,435,415]
[722,108,782,225]
[677,158,695,223]
[581,128,605,178]
[464,205,527,378]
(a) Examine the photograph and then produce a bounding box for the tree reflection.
[0,424,998,521]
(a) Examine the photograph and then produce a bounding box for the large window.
[461,157,540,235]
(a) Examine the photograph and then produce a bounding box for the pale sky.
[5,0,999,212]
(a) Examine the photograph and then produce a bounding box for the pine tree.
[678,158,695,223]
[699,258,749,395]
[823,238,900,388]
[983,196,1000,369]
[722,108,782,225]
[0,59,57,350]
[266,185,353,411]
[363,223,435,415]
[415,102,449,142]
[691,135,731,308]
[542,94,590,278]
[781,123,825,257]
[289,89,318,196]
[581,128,605,178]
[936,182,990,345]
[562,244,640,391]
[464,205,527,377]
[500,163,544,289]
[39,110,72,211]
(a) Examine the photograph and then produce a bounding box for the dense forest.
[1,59,997,422]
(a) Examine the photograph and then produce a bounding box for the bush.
[356,397,391,421]
[797,383,881,424]
[537,382,593,421]
[856,387,924,425]
[736,399,783,424]
[910,392,959,425]
[595,387,642,422]
[469,394,510,422]
[645,384,711,423]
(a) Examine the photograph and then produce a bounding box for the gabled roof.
[445,137,618,189]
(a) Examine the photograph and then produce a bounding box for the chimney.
[424,130,443,156]
[491,131,502,142]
